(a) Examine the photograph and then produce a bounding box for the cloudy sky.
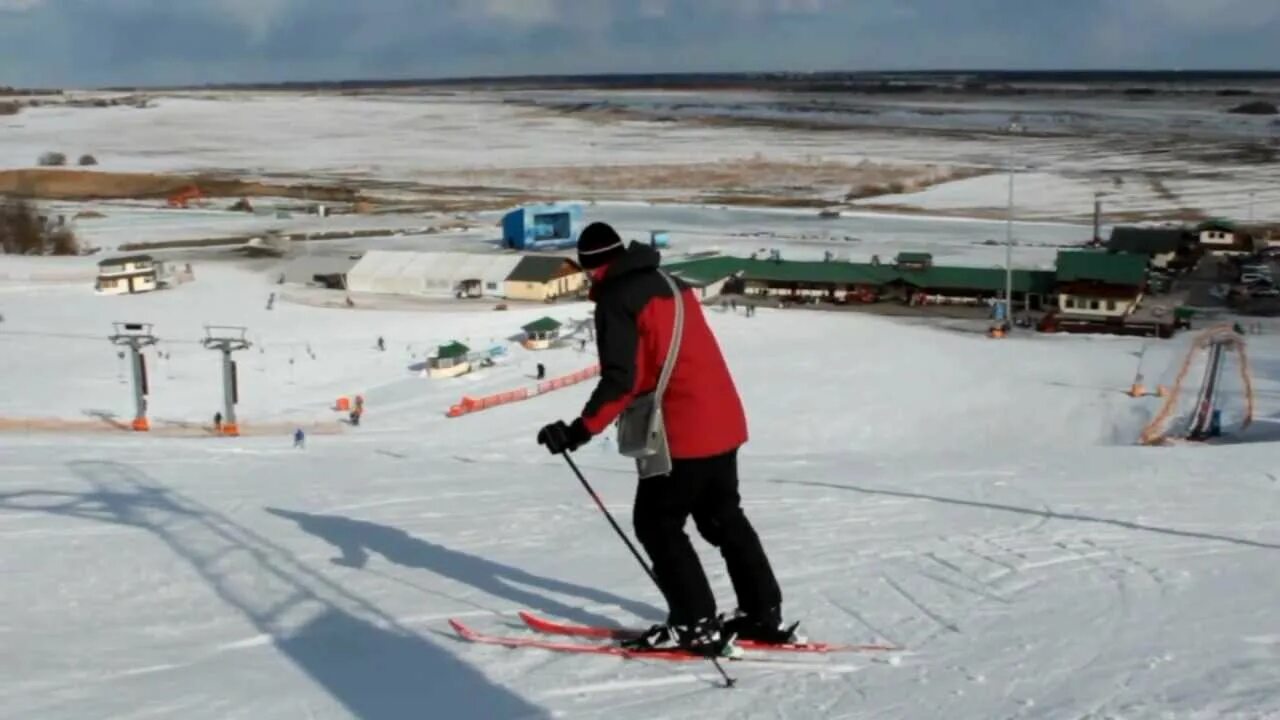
[1,0,1278,87]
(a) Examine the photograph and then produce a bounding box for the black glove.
[537,418,591,455]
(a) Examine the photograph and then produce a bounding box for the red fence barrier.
[447,365,600,418]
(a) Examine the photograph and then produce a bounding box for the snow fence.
[446,364,600,418]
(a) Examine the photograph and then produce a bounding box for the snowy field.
[3,91,1279,223]
[3,257,1280,718]
[4,87,1280,719]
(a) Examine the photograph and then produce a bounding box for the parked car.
[1241,272,1269,285]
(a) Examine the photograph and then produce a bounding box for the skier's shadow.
[267,508,662,626]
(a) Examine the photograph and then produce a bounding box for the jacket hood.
[588,242,661,300]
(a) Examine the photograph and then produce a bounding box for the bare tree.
[0,197,80,255]
[37,151,67,167]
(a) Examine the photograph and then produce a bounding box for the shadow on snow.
[0,461,546,720]
[265,507,663,626]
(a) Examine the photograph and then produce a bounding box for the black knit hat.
[577,222,626,270]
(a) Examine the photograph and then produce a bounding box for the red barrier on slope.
[446,365,600,418]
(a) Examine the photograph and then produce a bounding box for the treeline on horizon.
[98,69,1280,95]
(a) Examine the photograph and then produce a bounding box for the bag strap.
[654,271,685,404]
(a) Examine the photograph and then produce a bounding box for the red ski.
[449,618,705,662]
[517,610,900,654]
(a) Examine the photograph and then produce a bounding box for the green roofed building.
[428,341,472,378]
[663,254,1055,308]
[1054,251,1147,319]
[1195,218,1255,256]
[521,317,563,350]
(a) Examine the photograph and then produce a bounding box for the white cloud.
[462,0,559,25]
[0,0,44,10]
[213,0,295,40]
[1112,0,1280,31]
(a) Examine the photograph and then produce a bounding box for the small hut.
[427,341,471,379]
[521,317,562,350]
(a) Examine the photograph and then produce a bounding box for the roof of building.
[506,255,580,283]
[738,259,896,286]
[1198,218,1238,232]
[522,317,563,333]
[895,251,933,264]
[1107,227,1187,255]
[437,341,470,359]
[346,251,522,295]
[1055,250,1147,286]
[664,255,1056,293]
[98,254,153,267]
[893,265,1057,294]
[663,256,751,286]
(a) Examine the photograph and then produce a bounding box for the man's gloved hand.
[537,418,591,455]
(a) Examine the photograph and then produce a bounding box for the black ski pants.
[632,448,782,626]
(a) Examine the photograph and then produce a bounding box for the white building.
[346,251,522,299]
[96,255,159,295]
[1197,221,1254,256]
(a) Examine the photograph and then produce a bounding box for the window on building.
[486,282,498,290]
[1065,297,1075,308]
[1090,299,1100,310]
[1106,300,1117,311]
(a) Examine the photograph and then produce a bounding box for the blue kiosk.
[502,203,585,251]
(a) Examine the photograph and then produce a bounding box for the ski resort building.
[346,251,522,299]
[663,253,1054,310]
[1053,251,1147,318]
[1196,220,1255,257]
[1106,227,1192,269]
[521,317,562,350]
[503,256,585,302]
[95,254,159,295]
[427,341,471,379]
[502,203,585,251]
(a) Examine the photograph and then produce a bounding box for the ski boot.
[620,617,741,658]
[720,608,804,645]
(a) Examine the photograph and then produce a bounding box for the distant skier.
[213,411,222,432]
[537,222,788,656]
[536,363,546,380]
[293,427,306,449]
[376,336,385,352]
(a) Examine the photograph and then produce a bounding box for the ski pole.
[562,452,659,586]
[560,452,736,688]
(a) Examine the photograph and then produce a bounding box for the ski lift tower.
[108,322,158,431]
[202,326,251,436]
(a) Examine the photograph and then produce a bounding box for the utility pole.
[1003,122,1023,330]
[1249,191,1255,224]
[108,322,158,431]
[202,326,251,436]
[1093,191,1104,244]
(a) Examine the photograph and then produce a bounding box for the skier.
[376,336,385,352]
[213,411,222,432]
[537,222,788,656]
[536,363,546,380]
[293,427,306,449]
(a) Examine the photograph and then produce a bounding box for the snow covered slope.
[3,264,1280,719]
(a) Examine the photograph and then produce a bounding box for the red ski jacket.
[579,243,748,459]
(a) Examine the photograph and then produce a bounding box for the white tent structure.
[346,251,523,298]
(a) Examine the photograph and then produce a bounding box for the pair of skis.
[449,611,901,663]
